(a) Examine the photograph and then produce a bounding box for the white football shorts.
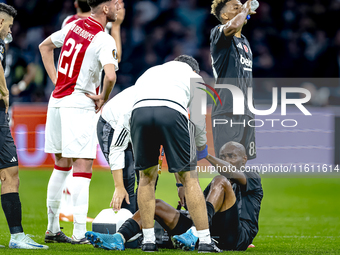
[45,107,99,159]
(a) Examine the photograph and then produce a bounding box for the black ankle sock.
[1,193,24,234]
[206,201,215,227]
[118,218,141,242]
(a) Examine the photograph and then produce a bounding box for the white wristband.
[18,81,27,91]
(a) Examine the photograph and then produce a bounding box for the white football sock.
[142,228,155,243]
[11,232,25,241]
[196,229,211,244]
[47,167,71,234]
[72,175,91,239]
[189,226,198,237]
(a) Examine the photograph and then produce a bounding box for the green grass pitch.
[0,170,339,254]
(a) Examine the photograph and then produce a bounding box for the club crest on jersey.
[112,49,118,60]
[243,45,249,53]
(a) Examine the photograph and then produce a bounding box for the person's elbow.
[104,63,117,83]
[223,25,238,37]
[39,37,55,54]
[38,41,50,55]
[106,71,117,84]
[38,42,45,54]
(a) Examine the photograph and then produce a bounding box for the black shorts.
[130,106,196,173]
[212,114,256,160]
[0,109,18,170]
[203,183,252,251]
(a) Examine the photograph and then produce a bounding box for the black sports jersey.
[233,171,263,248]
[0,39,6,109]
[210,25,254,118]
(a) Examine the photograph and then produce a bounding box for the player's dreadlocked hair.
[174,55,200,73]
[77,0,91,13]
[211,0,231,22]
[87,0,111,8]
[0,3,17,18]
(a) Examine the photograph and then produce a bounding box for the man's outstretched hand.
[110,186,130,212]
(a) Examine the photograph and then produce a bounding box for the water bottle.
[247,0,259,20]
[4,33,12,44]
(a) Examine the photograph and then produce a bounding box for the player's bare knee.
[55,157,72,169]
[72,158,93,173]
[139,175,157,187]
[176,170,188,182]
[13,176,20,190]
[0,168,19,188]
[212,176,234,198]
[140,173,155,182]
[0,170,6,182]
[10,174,20,189]
[178,172,198,187]
[155,199,166,213]
[211,175,230,190]
[54,153,62,160]
[141,166,157,176]
[155,199,162,207]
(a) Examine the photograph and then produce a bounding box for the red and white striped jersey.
[62,14,82,28]
[62,14,112,33]
[49,17,119,109]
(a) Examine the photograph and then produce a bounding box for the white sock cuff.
[197,228,211,244]
[190,226,198,237]
[142,228,155,243]
[51,168,72,179]
[196,228,210,238]
[72,176,91,187]
[11,232,25,240]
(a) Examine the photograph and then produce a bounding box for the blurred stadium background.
[3,0,340,168]
[3,0,340,101]
[0,0,339,253]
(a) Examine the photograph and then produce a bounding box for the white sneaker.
[71,235,91,245]
[9,234,49,249]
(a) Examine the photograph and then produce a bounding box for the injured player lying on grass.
[85,141,263,251]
